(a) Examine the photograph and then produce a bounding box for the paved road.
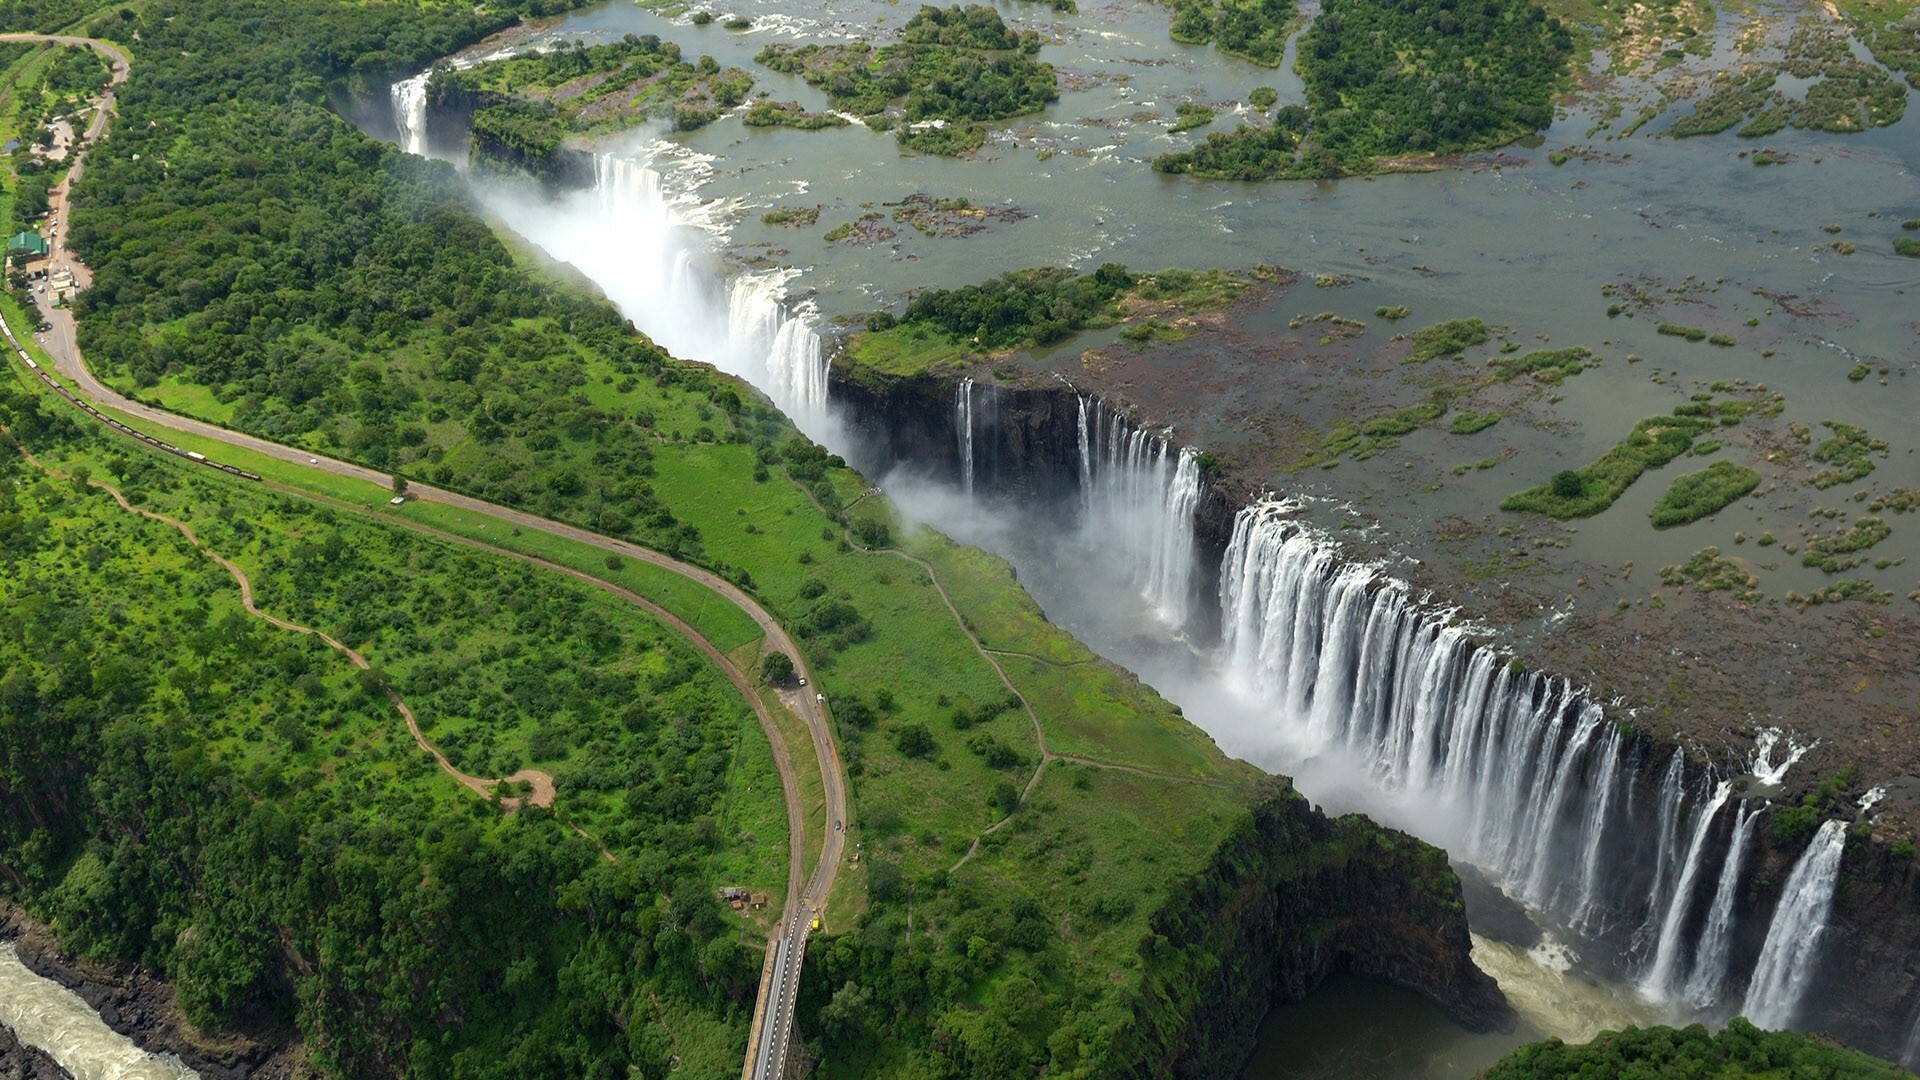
[2,35,845,1079]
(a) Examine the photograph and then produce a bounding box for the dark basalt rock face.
[827,362,1920,1065]
[0,1021,74,1080]
[1118,785,1511,1077]
[1,904,298,1080]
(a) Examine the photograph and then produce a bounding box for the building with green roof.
[6,231,49,263]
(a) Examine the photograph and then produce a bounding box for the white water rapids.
[0,944,197,1080]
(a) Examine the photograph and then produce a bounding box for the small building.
[6,231,49,267]
[749,892,769,910]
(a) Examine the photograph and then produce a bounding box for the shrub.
[1657,322,1709,341]
[1405,318,1489,363]
[1550,470,1584,498]
[1896,236,1920,257]
[1249,86,1278,109]
[1650,461,1762,528]
[894,723,937,759]
[1449,411,1501,435]
[1505,412,1719,518]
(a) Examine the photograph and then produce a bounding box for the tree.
[391,474,409,497]
[1551,470,1584,499]
[894,723,936,759]
[990,779,1019,815]
[760,651,795,686]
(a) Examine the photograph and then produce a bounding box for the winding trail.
[832,495,1239,875]
[0,35,844,1080]
[0,429,566,809]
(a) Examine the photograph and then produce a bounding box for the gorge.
[376,11,1920,1065]
[3,0,1916,1075]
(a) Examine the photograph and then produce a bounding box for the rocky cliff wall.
[0,903,298,1080]
[0,1022,72,1080]
[827,363,1920,1063]
[1118,784,1509,1077]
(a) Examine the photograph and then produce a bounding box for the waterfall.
[1,944,198,1079]
[390,69,431,157]
[473,149,830,429]
[1214,500,1645,933]
[956,378,976,495]
[1640,780,1735,1001]
[1750,728,1813,786]
[1637,750,1690,951]
[1680,800,1763,1010]
[1743,819,1849,1028]
[1570,724,1624,933]
[1075,398,1204,626]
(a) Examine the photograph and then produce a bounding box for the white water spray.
[1076,397,1205,626]
[1641,781,1734,1001]
[1570,724,1624,934]
[1743,819,1849,1028]
[389,69,431,158]
[470,147,831,432]
[957,377,976,496]
[1680,799,1763,1010]
[0,944,198,1080]
[1749,728,1813,786]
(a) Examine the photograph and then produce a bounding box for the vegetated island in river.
[430,33,753,185]
[0,4,1516,1077]
[1154,0,1575,178]
[755,3,1059,156]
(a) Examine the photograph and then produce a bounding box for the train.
[0,311,261,482]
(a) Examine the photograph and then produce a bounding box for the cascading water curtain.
[1074,396,1203,625]
[1213,498,1853,1030]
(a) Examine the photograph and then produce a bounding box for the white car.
[307,457,318,464]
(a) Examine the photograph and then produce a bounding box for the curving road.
[1,34,843,1080]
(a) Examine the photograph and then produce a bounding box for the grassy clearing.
[841,321,975,380]
[1650,460,1761,527]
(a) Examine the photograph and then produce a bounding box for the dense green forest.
[4,6,1328,1077]
[755,4,1057,154]
[0,379,772,1076]
[1155,0,1573,177]
[1479,1019,1910,1078]
[1161,0,1297,65]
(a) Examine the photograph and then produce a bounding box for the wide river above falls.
[371,0,1920,1075]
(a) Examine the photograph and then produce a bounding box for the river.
[383,0,1920,1073]
[0,944,197,1080]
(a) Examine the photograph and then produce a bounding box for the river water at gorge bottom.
[383,0,1920,1069]
[0,944,197,1080]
